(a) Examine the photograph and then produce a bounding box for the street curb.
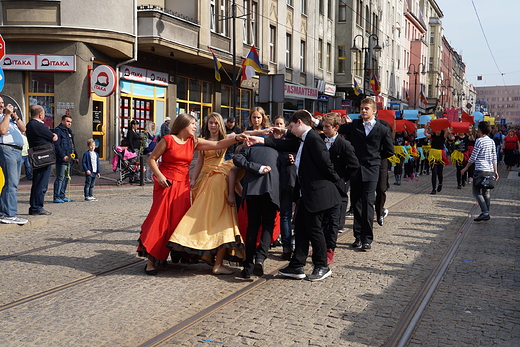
[0,215,49,232]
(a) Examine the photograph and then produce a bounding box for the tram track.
[2,168,477,347]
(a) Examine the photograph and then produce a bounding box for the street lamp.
[350,34,382,96]
[435,80,453,110]
[406,63,426,109]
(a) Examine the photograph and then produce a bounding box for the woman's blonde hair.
[248,106,269,128]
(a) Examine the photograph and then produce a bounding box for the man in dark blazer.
[337,98,394,250]
[26,105,58,215]
[233,145,280,278]
[247,110,341,281]
[320,113,359,264]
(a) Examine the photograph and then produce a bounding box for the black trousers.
[375,159,389,219]
[322,203,341,250]
[243,194,278,275]
[351,173,378,244]
[431,163,444,189]
[290,201,332,268]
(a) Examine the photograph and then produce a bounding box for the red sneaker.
[326,249,335,265]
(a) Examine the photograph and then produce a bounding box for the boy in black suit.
[337,98,394,250]
[320,113,359,264]
[247,110,341,281]
[233,145,280,279]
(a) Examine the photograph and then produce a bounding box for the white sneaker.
[1,216,28,225]
[90,197,98,201]
[85,197,93,201]
[382,208,389,218]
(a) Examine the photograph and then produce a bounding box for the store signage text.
[1,54,75,71]
[121,65,168,86]
[284,83,318,100]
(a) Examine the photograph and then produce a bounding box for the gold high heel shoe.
[212,265,234,275]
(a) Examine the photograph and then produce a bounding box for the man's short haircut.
[62,115,72,121]
[478,121,491,135]
[30,105,43,117]
[288,109,313,126]
[322,113,341,127]
[360,97,376,109]
[226,116,235,123]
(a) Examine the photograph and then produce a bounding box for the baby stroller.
[112,146,140,185]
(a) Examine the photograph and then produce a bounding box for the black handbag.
[474,173,495,189]
[28,142,56,169]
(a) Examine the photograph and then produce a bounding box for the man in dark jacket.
[233,145,280,279]
[53,115,78,203]
[320,112,359,264]
[248,110,341,281]
[26,105,57,215]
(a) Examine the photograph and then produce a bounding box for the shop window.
[27,71,54,128]
[220,86,252,128]
[176,76,213,128]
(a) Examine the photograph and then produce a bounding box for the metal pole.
[232,0,237,124]
[414,72,418,109]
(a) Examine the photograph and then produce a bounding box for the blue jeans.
[0,145,22,217]
[53,163,70,200]
[279,188,294,250]
[30,165,52,214]
[84,173,97,198]
[22,155,32,179]
[472,171,492,214]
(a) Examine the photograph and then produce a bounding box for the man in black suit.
[233,145,280,278]
[337,98,394,250]
[320,113,359,264]
[247,110,341,281]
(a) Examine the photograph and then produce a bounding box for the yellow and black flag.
[208,46,222,82]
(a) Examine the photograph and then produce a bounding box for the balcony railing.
[137,4,198,25]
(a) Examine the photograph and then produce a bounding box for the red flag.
[377,110,396,127]
[370,74,381,96]
[430,118,451,132]
[451,121,471,134]
[461,111,474,124]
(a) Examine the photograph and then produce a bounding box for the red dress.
[137,135,194,261]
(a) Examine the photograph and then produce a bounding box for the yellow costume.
[169,160,245,260]
[191,149,224,201]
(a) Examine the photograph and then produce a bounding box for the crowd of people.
[0,95,514,281]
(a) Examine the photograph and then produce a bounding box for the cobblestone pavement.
[0,165,518,346]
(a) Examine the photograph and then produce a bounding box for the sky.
[435,0,520,87]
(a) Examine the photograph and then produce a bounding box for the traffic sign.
[0,67,4,92]
[0,35,4,61]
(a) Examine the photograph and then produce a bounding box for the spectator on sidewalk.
[53,115,78,203]
[127,120,141,154]
[82,138,101,202]
[160,117,171,138]
[21,133,32,180]
[461,121,498,221]
[26,105,58,216]
[0,97,28,225]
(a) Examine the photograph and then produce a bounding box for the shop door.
[92,97,106,160]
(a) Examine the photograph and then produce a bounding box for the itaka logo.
[41,59,50,66]
[150,73,155,81]
[3,57,11,65]
[96,72,109,87]
[124,68,130,76]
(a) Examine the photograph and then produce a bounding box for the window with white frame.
[300,40,306,72]
[286,34,292,68]
[269,25,276,62]
[301,0,306,14]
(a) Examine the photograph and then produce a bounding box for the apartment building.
[476,85,520,124]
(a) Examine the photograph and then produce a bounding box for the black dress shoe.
[144,265,157,276]
[437,184,443,192]
[430,189,437,195]
[474,213,490,221]
[30,210,52,215]
[239,269,251,279]
[306,266,332,281]
[352,240,362,248]
[361,243,371,251]
[253,260,264,277]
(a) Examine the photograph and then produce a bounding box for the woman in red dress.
[137,113,245,275]
[501,129,520,170]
